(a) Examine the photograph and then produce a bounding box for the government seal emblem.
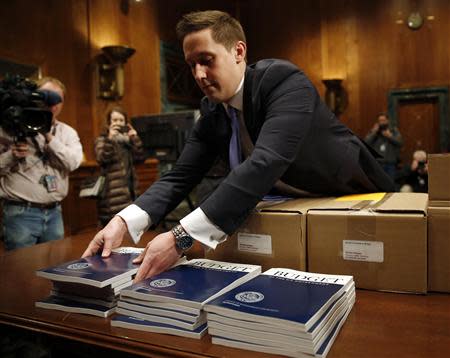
[149,279,176,288]
[235,291,265,303]
[67,263,90,270]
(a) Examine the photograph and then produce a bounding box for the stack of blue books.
[35,247,143,317]
[204,268,355,358]
[111,259,261,339]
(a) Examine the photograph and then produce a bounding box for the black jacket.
[135,59,394,234]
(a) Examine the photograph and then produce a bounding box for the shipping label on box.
[307,192,428,293]
[206,197,330,272]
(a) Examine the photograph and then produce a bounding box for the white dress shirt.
[118,75,245,248]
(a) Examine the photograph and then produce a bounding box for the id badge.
[44,175,57,192]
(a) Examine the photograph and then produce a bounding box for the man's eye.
[202,58,213,66]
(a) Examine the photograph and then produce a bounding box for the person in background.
[94,106,144,227]
[365,112,403,180]
[0,76,83,250]
[397,150,428,193]
[83,10,394,281]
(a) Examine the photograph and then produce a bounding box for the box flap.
[374,193,428,213]
[309,192,428,214]
[428,206,450,216]
[256,197,331,214]
[310,192,387,211]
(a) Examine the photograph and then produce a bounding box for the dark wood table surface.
[0,231,449,357]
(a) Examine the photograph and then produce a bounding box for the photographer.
[365,112,403,180]
[397,150,428,193]
[94,106,144,227]
[0,76,83,250]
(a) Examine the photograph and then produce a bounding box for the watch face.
[176,235,194,251]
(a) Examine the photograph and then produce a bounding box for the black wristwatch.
[171,224,194,252]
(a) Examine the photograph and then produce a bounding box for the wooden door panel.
[397,99,440,165]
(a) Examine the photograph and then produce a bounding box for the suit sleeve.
[133,117,219,227]
[201,68,316,234]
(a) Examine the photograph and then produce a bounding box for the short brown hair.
[106,106,128,126]
[176,10,246,50]
[36,76,66,95]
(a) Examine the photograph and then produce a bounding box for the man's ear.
[235,41,247,63]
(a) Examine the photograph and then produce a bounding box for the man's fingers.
[82,231,104,258]
[132,248,146,264]
[101,235,112,257]
[81,240,99,258]
[134,255,152,283]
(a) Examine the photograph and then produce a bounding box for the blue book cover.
[120,259,261,308]
[35,295,115,318]
[111,315,208,339]
[205,268,353,331]
[36,247,143,288]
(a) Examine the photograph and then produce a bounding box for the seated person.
[397,150,428,193]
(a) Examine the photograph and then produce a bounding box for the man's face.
[183,28,246,104]
[39,81,64,122]
[377,115,389,127]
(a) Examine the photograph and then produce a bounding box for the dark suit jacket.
[135,59,394,234]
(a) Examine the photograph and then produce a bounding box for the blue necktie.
[228,106,242,169]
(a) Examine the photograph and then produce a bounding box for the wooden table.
[0,231,449,357]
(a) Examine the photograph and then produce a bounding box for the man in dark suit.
[83,10,394,281]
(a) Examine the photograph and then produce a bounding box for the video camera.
[0,74,61,142]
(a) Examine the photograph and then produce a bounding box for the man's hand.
[11,142,29,159]
[44,132,54,143]
[381,128,392,138]
[132,231,182,283]
[82,216,129,258]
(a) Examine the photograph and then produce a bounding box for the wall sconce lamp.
[96,45,136,100]
[322,79,348,117]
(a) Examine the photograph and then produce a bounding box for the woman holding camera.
[94,106,144,227]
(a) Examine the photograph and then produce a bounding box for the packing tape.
[345,209,382,285]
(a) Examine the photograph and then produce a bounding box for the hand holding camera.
[378,123,392,138]
[11,142,29,159]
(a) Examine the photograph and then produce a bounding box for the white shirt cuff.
[180,208,227,249]
[117,204,151,244]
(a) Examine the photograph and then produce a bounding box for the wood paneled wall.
[245,0,450,138]
[0,0,160,161]
[1,0,449,154]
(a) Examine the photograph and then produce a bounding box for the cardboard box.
[206,198,329,271]
[428,154,450,205]
[427,206,450,293]
[307,193,428,293]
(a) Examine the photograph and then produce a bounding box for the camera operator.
[365,112,403,180]
[0,76,83,250]
[94,106,144,227]
[397,150,428,193]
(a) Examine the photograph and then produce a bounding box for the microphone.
[36,89,62,106]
